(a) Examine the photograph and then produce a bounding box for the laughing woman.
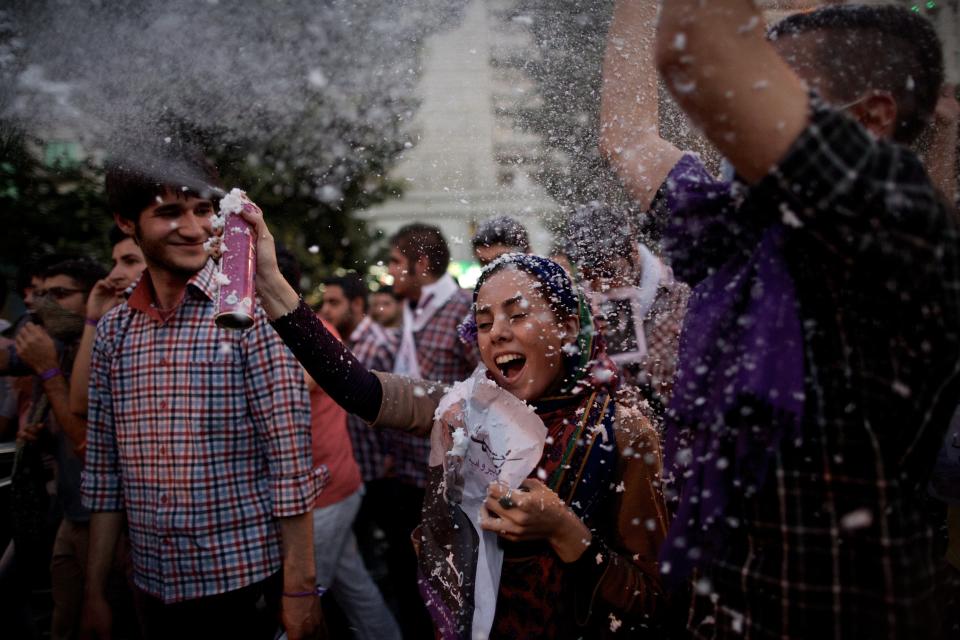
[239,203,669,638]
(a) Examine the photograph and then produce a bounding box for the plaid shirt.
[382,289,476,488]
[347,316,399,481]
[659,99,960,638]
[641,280,688,404]
[617,279,690,409]
[82,260,324,603]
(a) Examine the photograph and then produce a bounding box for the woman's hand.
[482,478,592,562]
[237,196,300,319]
[431,401,467,503]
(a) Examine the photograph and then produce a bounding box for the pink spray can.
[215,201,257,330]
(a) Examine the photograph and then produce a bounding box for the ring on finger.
[498,488,515,510]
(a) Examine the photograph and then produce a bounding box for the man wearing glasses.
[8,257,109,640]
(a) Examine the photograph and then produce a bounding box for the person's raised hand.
[481,478,592,562]
[236,195,281,285]
[14,322,58,373]
[236,194,299,318]
[86,279,125,323]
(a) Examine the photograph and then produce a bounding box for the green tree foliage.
[0,132,112,269]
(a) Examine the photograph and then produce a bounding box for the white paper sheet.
[433,366,547,640]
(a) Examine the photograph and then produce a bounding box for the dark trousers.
[379,480,432,640]
[137,572,281,640]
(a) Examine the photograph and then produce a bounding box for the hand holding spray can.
[211,188,256,329]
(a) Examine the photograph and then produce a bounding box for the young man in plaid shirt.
[603,1,959,637]
[383,223,476,638]
[566,203,689,411]
[80,149,325,640]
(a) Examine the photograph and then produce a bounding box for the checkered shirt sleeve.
[347,323,399,481]
[83,310,126,512]
[382,290,476,487]
[640,281,689,404]
[244,307,326,517]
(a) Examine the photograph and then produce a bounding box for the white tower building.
[357,0,557,267]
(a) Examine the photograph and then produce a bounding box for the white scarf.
[636,242,670,320]
[393,273,460,379]
[589,244,671,361]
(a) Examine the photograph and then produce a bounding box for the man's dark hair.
[16,253,69,297]
[390,223,451,277]
[41,257,108,293]
[471,216,530,252]
[105,139,222,222]
[322,273,368,312]
[565,202,636,275]
[373,284,399,300]
[769,4,943,144]
[275,243,302,295]
[108,225,132,248]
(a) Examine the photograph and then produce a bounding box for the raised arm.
[70,280,126,418]
[655,0,809,184]
[237,200,384,423]
[15,323,88,455]
[600,0,683,210]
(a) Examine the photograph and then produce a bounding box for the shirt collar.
[349,316,371,344]
[128,259,217,322]
[415,273,456,310]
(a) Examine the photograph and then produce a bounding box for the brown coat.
[371,371,668,629]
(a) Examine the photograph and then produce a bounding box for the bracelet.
[40,367,62,382]
[282,585,327,598]
[85,317,100,327]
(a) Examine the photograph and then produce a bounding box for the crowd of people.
[1,1,959,639]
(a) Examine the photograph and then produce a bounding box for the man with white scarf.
[567,203,688,412]
[383,222,476,639]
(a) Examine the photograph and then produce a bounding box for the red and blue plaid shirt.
[82,260,325,603]
[347,316,399,482]
[381,289,476,488]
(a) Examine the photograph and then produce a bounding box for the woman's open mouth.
[494,353,527,384]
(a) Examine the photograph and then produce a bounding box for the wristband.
[40,367,62,382]
[85,317,100,327]
[282,585,327,598]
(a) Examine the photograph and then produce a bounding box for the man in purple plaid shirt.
[603,2,959,637]
[80,146,325,640]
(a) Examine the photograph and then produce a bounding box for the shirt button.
[159,446,166,456]
[160,401,168,410]
[160,495,168,505]
[160,358,168,366]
